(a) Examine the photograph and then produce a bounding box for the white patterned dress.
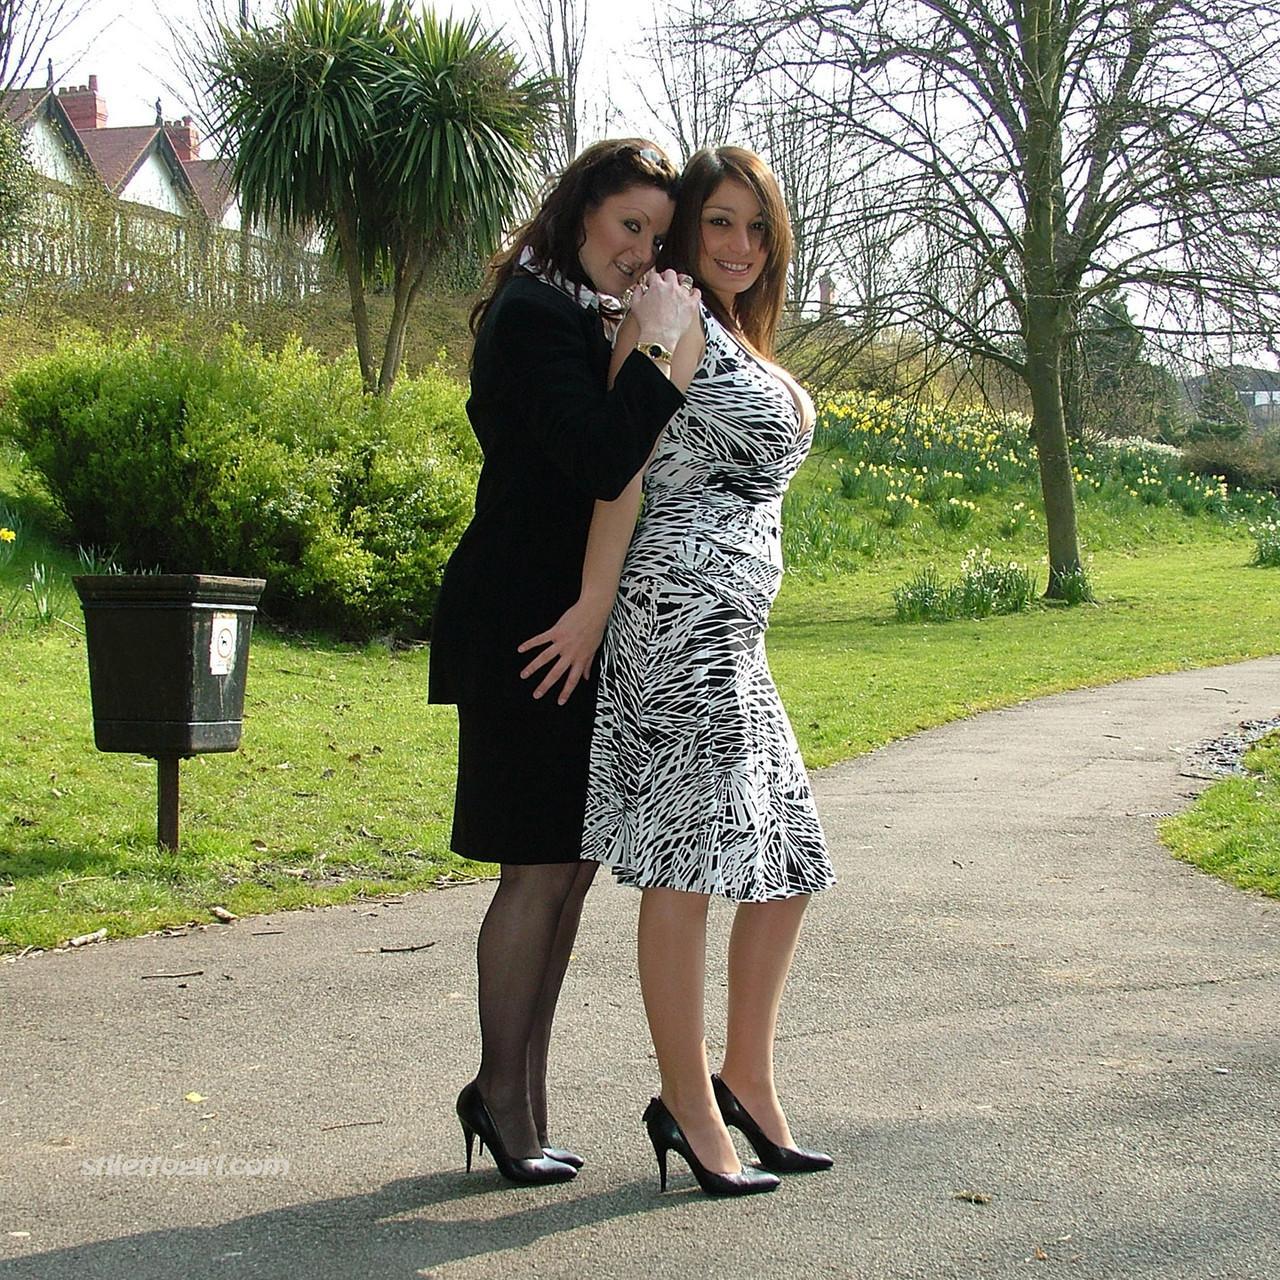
[583,310,835,902]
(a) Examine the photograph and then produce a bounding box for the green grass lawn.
[1161,734,1280,898]
[3,535,1277,952]
[769,539,1278,765]
[3,419,1278,951]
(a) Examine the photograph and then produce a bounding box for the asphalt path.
[2,657,1278,1280]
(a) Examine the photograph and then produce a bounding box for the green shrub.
[3,334,477,636]
[894,547,1037,621]
[1252,518,1280,567]
[936,496,977,529]
[1182,436,1280,494]
[997,500,1035,538]
[22,560,66,624]
[951,546,1038,617]
[883,490,919,527]
[892,563,946,621]
[1050,562,1096,605]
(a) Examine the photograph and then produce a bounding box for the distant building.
[1181,365,1280,433]
[3,74,323,302]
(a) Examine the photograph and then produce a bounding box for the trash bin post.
[157,754,181,851]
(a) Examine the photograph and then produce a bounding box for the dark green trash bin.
[73,574,266,755]
[72,574,267,849]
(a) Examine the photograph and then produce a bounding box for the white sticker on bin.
[210,613,238,676]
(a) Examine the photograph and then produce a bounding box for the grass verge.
[1160,734,1280,899]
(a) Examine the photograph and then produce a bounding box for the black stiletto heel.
[456,1083,577,1185]
[711,1074,833,1174]
[642,1096,780,1196]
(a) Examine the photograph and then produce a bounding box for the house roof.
[182,157,236,220]
[77,124,169,194]
[1233,367,1280,393]
[2,85,232,221]
[3,88,93,171]
[1184,365,1280,396]
[71,122,204,215]
[2,88,49,126]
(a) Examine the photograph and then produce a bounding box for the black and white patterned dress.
[583,310,835,902]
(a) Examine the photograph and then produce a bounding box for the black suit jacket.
[428,272,685,706]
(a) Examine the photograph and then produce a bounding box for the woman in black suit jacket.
[428,140,699,1184]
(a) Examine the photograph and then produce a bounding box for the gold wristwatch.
[638,341,673,365]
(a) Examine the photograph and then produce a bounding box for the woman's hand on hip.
[516,599,610,704]
[630,268,701,351]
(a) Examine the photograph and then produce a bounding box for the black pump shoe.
[456,1083,577,1185]
[541,1146,584,1170]
[643,1096,780,1197]
[711,1074,833,1174]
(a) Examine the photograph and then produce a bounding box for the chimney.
[59,75,107,130]
[165,116,200,161]
[818,273,835,316]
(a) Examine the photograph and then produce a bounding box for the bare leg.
[638,886,740,1175]
[718,894,811,1147]
[473,862,594,1159]
[528,860,598,1145]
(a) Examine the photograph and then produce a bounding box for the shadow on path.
[0,1171,677,1280]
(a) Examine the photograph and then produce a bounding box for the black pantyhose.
[472,860,598,1160]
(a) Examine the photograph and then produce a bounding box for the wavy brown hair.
[659,147,793,359]
[470,139,679,335]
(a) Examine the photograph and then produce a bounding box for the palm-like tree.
[205,0,548,393]
[374,10,549,390]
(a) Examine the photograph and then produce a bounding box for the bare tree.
[636,1,856,310]
[0,0,97,93]
[708,0,1280,596]
[634,0,745,158]
[511,0,590,175]
[155,0,270,136]
[740,70,860,308]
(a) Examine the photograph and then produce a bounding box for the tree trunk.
[1059,308,1084,442]
[378,245,426,395]
[333,199,377,393]
[1021,0,1084,599]
[1025,324,1083,596]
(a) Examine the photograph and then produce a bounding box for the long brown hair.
[470,139,679,335]
[659,147,793,359]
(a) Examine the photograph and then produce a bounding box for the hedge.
[4,332,479,636]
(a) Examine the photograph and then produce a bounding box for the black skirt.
[451,690,597,865]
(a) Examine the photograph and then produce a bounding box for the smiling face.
[578,185,675,297]
[696,177,769,314]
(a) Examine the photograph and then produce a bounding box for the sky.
[39,0,644,133]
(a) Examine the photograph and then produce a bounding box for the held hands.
[516,598,612,704]
[629,269,700,351]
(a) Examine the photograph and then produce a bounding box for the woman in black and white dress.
[525,147,835,1197]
